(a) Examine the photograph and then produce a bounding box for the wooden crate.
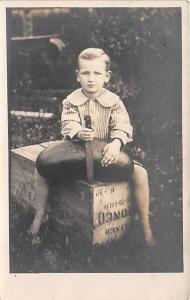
[10,142,132,245]
[10,141,55,210]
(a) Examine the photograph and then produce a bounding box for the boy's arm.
[109,100,133,146]
[61,99,82,139]
[101,100,133,167]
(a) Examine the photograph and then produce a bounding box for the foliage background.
[7,7,182,273]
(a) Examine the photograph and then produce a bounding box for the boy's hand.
[77,127,95,141]
[101,139,122,167]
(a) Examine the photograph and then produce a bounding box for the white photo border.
[0,1,189,300]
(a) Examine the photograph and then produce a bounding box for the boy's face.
[77,57,110,98]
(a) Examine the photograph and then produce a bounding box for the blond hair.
[78,48,111,71]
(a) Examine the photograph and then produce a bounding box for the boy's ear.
[75,69,80,82]
[105,70,111,83]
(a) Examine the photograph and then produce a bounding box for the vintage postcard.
[0,0,189,299]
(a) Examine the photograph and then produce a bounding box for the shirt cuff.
[63,125,82,139]
[111,130,133,146]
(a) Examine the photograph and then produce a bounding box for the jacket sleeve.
[61,99,82,139]
[109,99,133,145]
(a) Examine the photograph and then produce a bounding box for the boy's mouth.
[87,84,95,87]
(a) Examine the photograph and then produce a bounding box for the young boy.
[28,48,155,247]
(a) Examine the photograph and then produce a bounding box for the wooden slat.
[60,198,91,224]
[10,153,35,209]
[50,183,92,225]
[12,144,45,162]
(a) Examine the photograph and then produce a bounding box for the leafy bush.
[8,8,181,154]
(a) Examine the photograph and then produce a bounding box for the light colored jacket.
[61,88,133,146]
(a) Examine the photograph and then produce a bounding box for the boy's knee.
[134,164,148,179]
[119,151,134,176]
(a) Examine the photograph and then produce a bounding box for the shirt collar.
[66,88,119,107]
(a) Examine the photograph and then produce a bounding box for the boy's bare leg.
[29,168,49,237]
[131,164,156,247]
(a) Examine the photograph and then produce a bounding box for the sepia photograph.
[6,5,184,276]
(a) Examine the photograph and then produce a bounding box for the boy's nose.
[88,74,94,81]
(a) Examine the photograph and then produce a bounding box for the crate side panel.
[10,152,36,209]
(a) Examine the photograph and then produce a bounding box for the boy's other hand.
[101,139,121,167]
[77,128,95,141]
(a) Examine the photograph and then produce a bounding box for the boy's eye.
[80,71,103,75]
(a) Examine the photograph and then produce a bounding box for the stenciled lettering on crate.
[10,142,132,245]
[92,183,132,245]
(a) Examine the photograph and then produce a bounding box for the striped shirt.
[61,88,133,145]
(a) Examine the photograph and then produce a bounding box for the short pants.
[36,139,134,183]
